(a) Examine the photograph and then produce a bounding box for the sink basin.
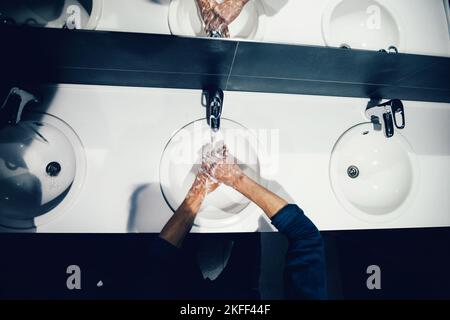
[329,122,418,223]
[0,112,86,229]
[160,118,261,228]
[0,0,103,29]
[322,0,403,51]
[168,0,266,40]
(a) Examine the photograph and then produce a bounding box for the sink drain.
[46,161,62,177]
[347,165,359,178]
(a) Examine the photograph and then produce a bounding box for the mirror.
[1,0,449,57]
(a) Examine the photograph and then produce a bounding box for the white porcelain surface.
[46,0,103,30]
[26,84,449,233]
[168,0,266,40]
[160,118,261,228]
[96,0,171,34]
[0,0,103,30]
[0,112,86,229]
[329,122,418,223]
[322,0,403,51]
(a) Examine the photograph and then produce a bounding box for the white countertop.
[30,84,450,233]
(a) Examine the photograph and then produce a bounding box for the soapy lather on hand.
[200,142,244,189]
[195,0,250,37]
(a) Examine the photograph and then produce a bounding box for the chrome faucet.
[206,88,224,132]
[0,87,38,129]
[365,98,405,138]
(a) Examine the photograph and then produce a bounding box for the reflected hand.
[195,0,230,37]
[205,15,230,38]
[196,0,218,27]
[213,0,249,25]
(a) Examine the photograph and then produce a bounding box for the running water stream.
[200,128,223,183]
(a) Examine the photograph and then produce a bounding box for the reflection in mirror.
[168,0,271,40]
[0,0,103,29]
[1,1,449,56]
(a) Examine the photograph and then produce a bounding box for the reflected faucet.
[365,98,405,138]
[0,87,38,129]
[205,87,224,132]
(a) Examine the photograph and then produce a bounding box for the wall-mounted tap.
[365,98,405,138]
[205,87,224,132]
[209,30,224,38]
[0,87,38,129]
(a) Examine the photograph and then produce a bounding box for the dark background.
[0,227,449,300]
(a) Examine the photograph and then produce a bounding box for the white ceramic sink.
[329,122,418,223]
[0,112,86,229]
[168,0,266,40]
[160,118,261,228]
[0,0,103,29]
[322,0,402,51]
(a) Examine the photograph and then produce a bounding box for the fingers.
[207,0,217,8]
[214,0,244,25]
[197,0,215,23]
[206,181,220,193]
[196,0,232,38]
[201,163,216,181]
[199,159,219,183]
[222,143,228,159]
[206,16,229,38]
[221,144,238,165]
[222,25,230,38]
[197,0,216,13]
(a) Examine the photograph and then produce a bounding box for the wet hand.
[196,0,219,28]
[213,0,248,25]
[187,169,220,203]
[203,144,244,188]
[205,15,230,38]
[195,0,230,37]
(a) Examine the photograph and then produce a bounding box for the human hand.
[205,14,230,38]
[187,169,220,201]
[196,0,217,21]
[195,0,230,37]
[203,143,244,189]
[213,0,248,25]
[161,166,219,248]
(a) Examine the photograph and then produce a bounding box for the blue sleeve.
[271,204,327,300]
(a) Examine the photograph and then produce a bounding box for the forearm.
[159,189,204,248]
[214,0,250,25]
[196,0,215,19]
[234,174,288,218]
